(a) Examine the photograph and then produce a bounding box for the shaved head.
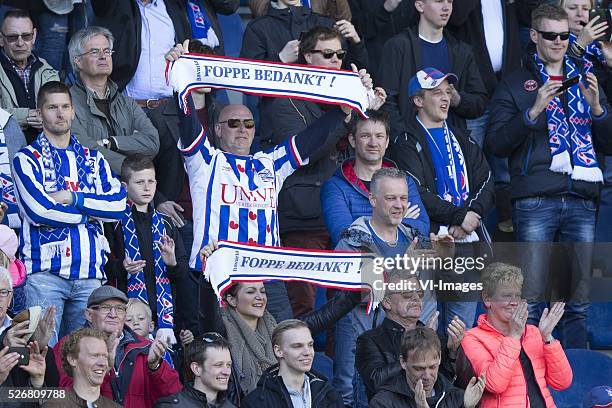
[215,104,256,155]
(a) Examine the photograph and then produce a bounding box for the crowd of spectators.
[0,0,611,407]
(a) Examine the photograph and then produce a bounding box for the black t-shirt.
[520,348,547,408]
[359,178,371,191]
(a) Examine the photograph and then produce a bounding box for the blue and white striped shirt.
[13,136,126,280]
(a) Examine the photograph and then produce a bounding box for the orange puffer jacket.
[457,314,572,408]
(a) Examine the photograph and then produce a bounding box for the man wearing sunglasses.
[0,9,59,144]
[165,39,384,327]
[488,4,612,349]
[156,333,237,407]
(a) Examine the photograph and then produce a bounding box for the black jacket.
[240,5,367,69]
[379,27,488,142]
[154,382,236,408]
[91,0,238,91]
[260,98,345,234]
[391,123,494,234]
[348,0,417,82]
[242,365,343,408]
[104,207,189,320]
[447,0,522,97]
[487,55,612,201]
[355,318,457,401]
[369,372,465,408]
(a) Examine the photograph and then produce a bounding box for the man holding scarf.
[487,4,612,348]
[12,81,126,346]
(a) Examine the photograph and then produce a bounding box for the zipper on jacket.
[521,137,534,177]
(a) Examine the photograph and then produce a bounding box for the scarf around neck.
[221,306,277,394]
[121,204,176,346]
[417,117,469,206]
[186,0,219,49]
[533,53,602,182]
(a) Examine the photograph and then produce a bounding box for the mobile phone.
[557,76,580,93]
[589,8,612,42]
[7,347,29,366]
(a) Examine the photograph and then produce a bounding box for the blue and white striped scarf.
[121,204,175,340]
[534,53,603,182]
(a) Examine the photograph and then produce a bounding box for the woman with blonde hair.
[456,262,573,407]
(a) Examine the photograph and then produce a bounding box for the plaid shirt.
[2,49,36,94]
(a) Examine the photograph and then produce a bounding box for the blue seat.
[587,302,612,349]
[550,349,612,408]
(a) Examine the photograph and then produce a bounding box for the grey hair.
[0,266,12,289]
[370,167,407,196]
[68,26,114,74]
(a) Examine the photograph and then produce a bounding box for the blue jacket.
[321,158,429,246]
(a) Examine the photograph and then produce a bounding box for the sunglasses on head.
[309,49,347,60]
[1,32,34,43]
[201,332,225,343]
[219,118,256,129]
[536,30,570,41]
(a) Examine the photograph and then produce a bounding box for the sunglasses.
[219,118,256,129]
[536,30,570,41]
[1,32,34,43]
[309,49,347,60]
[202,332,225,343]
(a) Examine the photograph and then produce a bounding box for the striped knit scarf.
[38,133,97,259]
[186,0,219,48]
[0,110,18,228]
[121,204,175,344]
[533,54,603,182]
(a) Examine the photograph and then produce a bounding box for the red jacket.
[458,314,572,408]
[52,328,182,408]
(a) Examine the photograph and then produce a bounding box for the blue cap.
[584,386,612,408]
[408,67,458,97]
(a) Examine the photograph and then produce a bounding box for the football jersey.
[181,128,306,270]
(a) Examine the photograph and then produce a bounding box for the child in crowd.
[104,155,190,346]
[0,224,26,313]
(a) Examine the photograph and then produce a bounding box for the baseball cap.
[584,386,612,408]
[87,285,128,308]
[408,67,458,97]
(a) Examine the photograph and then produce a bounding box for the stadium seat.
[587,302,612,349]
[550,349,612,408]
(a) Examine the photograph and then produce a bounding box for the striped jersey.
[13,135,126,280]
[181,127,306,270]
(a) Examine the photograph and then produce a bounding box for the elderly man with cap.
[48,285,182,408]
[391,67,494,335]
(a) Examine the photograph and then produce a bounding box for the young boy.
[105,155,190,345]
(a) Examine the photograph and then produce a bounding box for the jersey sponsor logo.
[220,183,277,208]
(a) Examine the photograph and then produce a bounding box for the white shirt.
[0,314,12,336]
[481,0,505,72]
[124,0,176,100]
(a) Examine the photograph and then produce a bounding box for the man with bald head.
[165,40,384,324]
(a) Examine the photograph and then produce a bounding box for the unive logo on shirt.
[65,177,80,192]
[220,183,277,209]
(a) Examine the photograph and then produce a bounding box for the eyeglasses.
[0,289,13,297]
[218,118,256,129]
[536,30,570,41]
[309,49,347,60]
[1,32,34,43]
[202,332,225,343]
[78,48,115,58]
[90,304,128,315]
